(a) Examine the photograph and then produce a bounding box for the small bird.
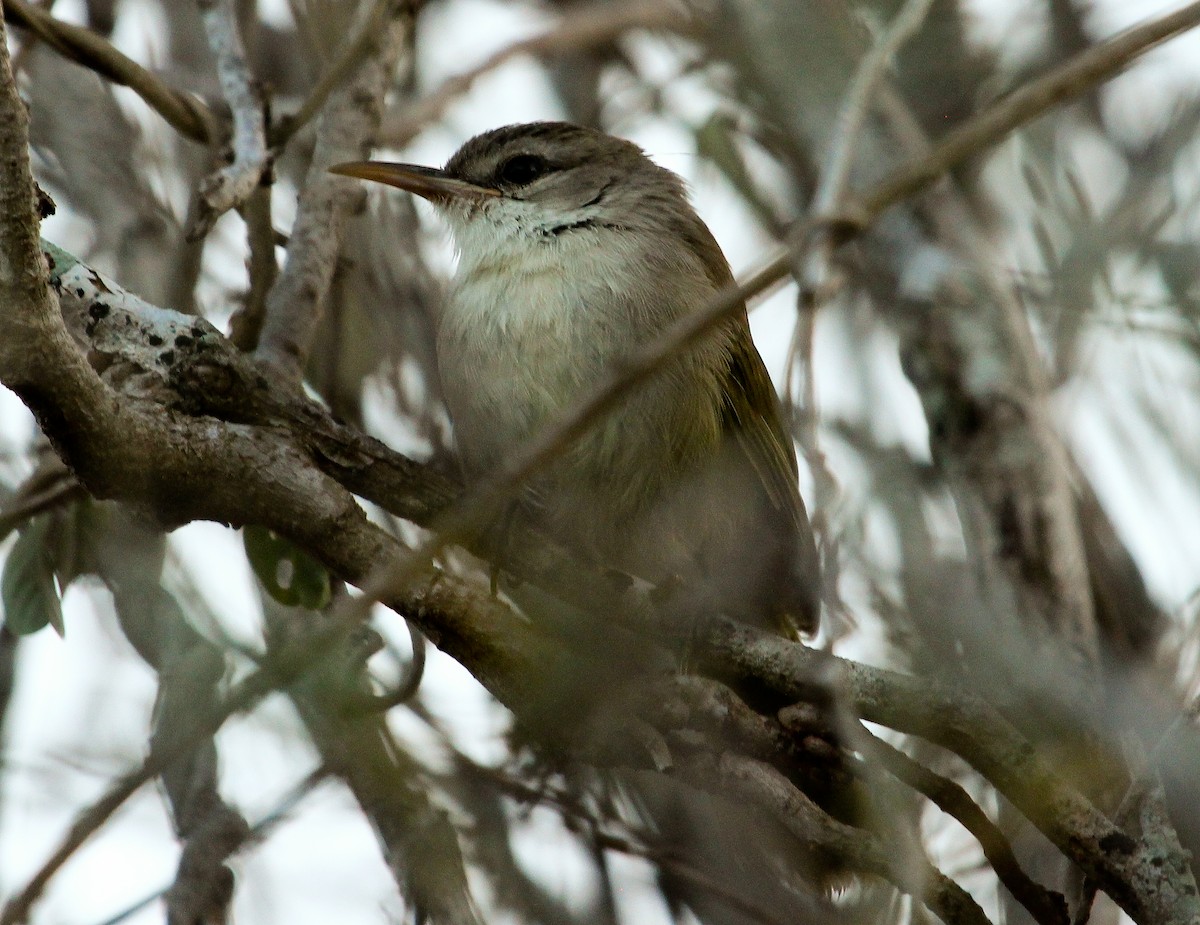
[332,122,819,636]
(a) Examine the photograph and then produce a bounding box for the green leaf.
[2,515,65,636]
[243,526,332,610]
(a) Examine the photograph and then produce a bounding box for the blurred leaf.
[243,525,332,610]
[1154,242,1200,316]
[2,514,64,636]
[54,496,106,588]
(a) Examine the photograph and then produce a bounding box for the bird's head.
[331,121,689,249]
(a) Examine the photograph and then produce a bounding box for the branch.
[270,0,394,148]
[688,753,993,925]
[857,0,1200,220]
[2,0,217,143]
[811,0,935,219]
[0,455,84,542]
[697,617,1200,925]
[254,3,410,381]
[862,730,1068,925]
[191,0,269,238]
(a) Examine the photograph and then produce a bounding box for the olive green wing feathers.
[719,322,822,634]
[674,211,821,634]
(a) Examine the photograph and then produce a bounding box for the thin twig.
[191,0,269,239]
[800,0,935,296]
[9,0,57,75]
[346,620,428,713]
[862,730,1068,925]
[89,766,331,925]
[814,0,936,217]
[0,467,83,542]
[2,0,217,143]
[379,0,693,147]
[856,0,1200,219]
[700,753,993,925]
[270,0,392,148]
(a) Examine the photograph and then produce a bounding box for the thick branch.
[698,618,1199,925]
[30,243,1200,925]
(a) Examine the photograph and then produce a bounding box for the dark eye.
[497,154,549,186]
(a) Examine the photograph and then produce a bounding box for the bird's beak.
[329,161,500,204]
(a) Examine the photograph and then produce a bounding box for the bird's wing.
[672,212,820,632]
[719,316,822,634]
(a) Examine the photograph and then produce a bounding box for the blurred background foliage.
[1,0,1199,923]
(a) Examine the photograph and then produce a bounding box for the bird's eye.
[497,154,549,186]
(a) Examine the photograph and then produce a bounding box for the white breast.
[436,222,637,475]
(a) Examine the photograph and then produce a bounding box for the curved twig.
[2,0,217,143]
[861,730,1068,925]
[692,753,993,925]
[270,0,393,148]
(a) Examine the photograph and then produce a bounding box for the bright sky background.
[4,1,1200,923]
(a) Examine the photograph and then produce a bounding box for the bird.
[332,121,820,638]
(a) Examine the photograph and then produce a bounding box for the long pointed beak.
[329,161,500,204]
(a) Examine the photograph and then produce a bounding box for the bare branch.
[2,0,217,143]
[254,4,410,382]
[270,0,394,148]
[856,0,1200,219]
[689,753,994,925]
[0,457,84,542]
[699,617,1200,925]
[862,730,1068,925]
[191,0,269,238]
